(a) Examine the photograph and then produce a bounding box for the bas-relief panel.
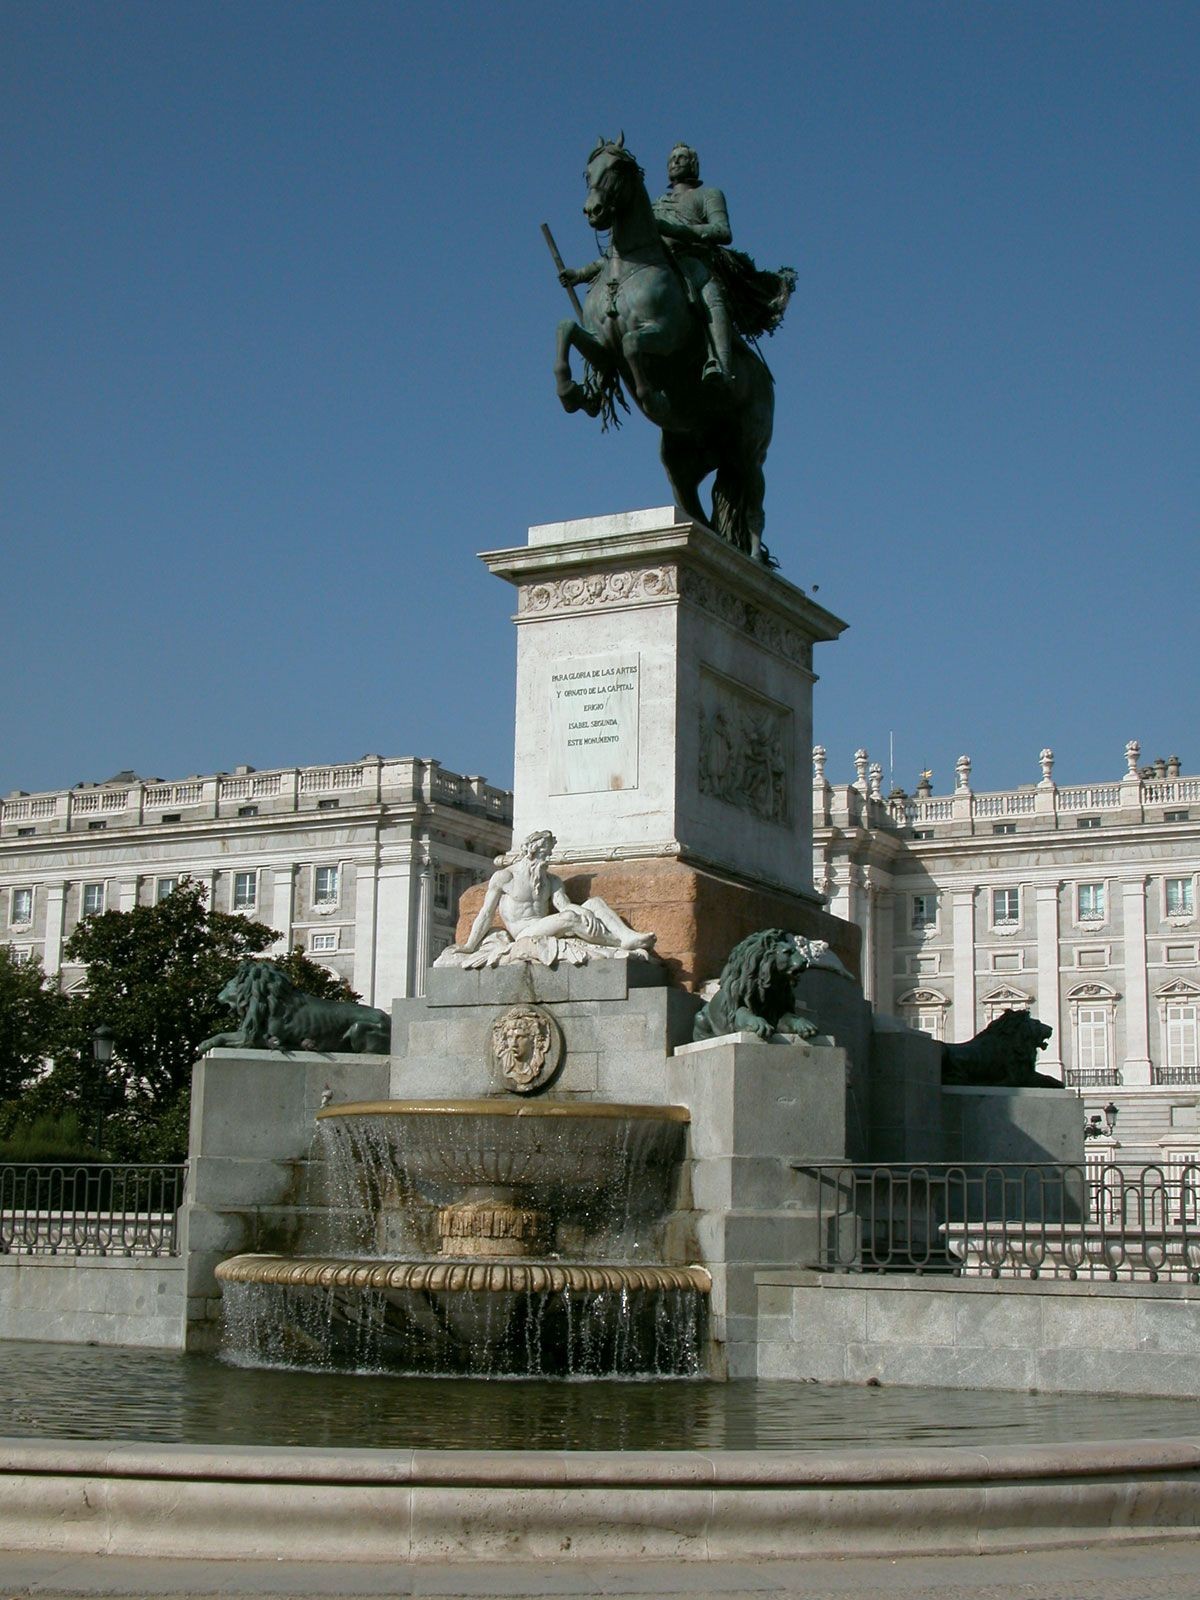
[697,668,790,827]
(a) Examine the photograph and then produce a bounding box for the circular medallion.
[490,1004,564,1096]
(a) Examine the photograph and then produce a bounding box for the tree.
[0,947,65,1103]
[39,879,360,1160]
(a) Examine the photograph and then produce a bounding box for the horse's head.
[583,135,644,230]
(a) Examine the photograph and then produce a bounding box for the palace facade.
[0,757,512,1008]
[814,741,1200,1162]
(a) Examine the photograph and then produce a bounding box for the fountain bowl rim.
[317,1099,690,1123]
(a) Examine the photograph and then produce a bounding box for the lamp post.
[1103,1101,1119,1138]
[92,1024,114,1156]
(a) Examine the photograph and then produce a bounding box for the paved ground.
[4,1541,1200,1600]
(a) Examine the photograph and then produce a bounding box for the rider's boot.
[701,293,735,388]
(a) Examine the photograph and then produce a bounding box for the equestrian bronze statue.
[549,138,795,565]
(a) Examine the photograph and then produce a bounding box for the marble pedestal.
[470,505,857,985]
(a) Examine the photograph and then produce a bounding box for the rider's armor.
[652,181,735,385]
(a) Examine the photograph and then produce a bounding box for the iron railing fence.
[793,1161,1200,1283]
[0,1163,187,1258]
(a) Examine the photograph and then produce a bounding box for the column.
[1121,875,1152,1085]
[859,868,876,1004]
[353,854,380,1006]
[951,887,976,1041]
[374,849,416,1007]
[271,865,296,954]
[413,849,434,998]
[1035,881,1064,1076]
[873,887,895,1017]
[42,883,68,978]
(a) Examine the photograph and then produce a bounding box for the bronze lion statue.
[941,1009,1056,1087]
[693,929,848,1043]
[197,960,391,1055]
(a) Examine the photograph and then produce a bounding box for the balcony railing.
[795,1161,1200,1283]
[0,1163,186,1257]
[1063,1067,1124,1088]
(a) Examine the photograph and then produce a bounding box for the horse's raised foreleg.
[555,318,611,416]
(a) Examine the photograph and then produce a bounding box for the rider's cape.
[710,248,797,340]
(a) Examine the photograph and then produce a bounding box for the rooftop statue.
[435,829,656,969]
[547,138,795,565]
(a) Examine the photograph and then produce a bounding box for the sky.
[3,1,1197,802]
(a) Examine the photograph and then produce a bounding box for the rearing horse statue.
[554,138,788,565]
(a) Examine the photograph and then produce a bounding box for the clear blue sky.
[3,2,1196,800]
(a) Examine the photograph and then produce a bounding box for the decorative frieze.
[520,566,677,615]
[679,569,814,670]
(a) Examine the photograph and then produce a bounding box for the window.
[82,883,105,917]
[16,826,34,837]
[912,829,933,841]
[1166,1004,1199,1074]
[434,871,451,909]
[87,819,107,831]
[992,822,1017,836]
[162,812,182,824]
[314,865,339,905]
[1077,816,1101,830]
[1076,1006,1110,1074]
[1078,883,1105,921]
[156,878,178,902]
[310,930,338,953]
[1166,878,1194,918]
[911,894,937,930]
[10,887,33,925]
[232,871,257,911]
[317,798,340,811]
[992,887,1020,925]
[237,804,259,818]
[1165,810,1189,824]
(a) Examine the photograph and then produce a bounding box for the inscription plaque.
[548,652,640,796]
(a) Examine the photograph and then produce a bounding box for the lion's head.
[976,1008,1053,1071]
[719,929,817,1026]
[216,960,297,1046]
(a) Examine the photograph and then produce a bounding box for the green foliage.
[0,946,66,1103]
[273,946,359,1002]
[0,882,362,1164]
[0,1110,99,1163]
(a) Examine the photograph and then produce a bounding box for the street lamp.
[92,1025,114,1155]
[1103,1101,1119,1138]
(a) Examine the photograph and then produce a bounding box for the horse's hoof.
[559,384,585,414]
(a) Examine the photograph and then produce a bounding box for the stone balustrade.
[1,758,512,835]
[812,744,1198,836]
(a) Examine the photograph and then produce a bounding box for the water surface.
[2,1341,1197,1452]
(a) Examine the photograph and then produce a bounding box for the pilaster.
[951,888,977,1041]
[375,850,416,1008]
[42,882,67,977]
[270,864,296,954]
[1035,882,1064,1075]
[1121,875,1153,1085]
[413,848,433,998]
[353,854,381,1006]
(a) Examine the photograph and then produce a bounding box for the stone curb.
[3,1436,1200,1563]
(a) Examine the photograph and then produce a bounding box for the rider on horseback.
[559,143,794,391]
[652,143,735,388]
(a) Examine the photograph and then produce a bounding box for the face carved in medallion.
[490,1004,564,1095]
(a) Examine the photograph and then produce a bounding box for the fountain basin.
[317,1099,690,1258]
[216,1252,710,1377]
